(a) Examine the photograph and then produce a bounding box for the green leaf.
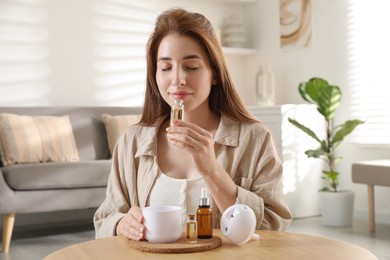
[332,119,365,145]
[298,81,312,103]
[323,170,339,192]
[305,78,329,104]
[305,149,329,158]
[317,85,341,120]
[288,118,322,144]
[323,170,339,180]
[320,140,329,152]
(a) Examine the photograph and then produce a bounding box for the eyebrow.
[157,54,202,62]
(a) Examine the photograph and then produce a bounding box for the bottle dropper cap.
[199,188,210,207]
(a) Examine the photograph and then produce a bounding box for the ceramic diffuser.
[220,204,260,245]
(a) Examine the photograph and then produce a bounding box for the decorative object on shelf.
[288,77,364,226]
[255,64,275,106]
[222,47,257,56]
[222,16,246,48]
[279,0,313,51]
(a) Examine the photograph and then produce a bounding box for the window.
[347,0,390,145]
[0,0,50,105]
[93,1,155,106]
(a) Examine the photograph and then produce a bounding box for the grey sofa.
[0,106,142,252]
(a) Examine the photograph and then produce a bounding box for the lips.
[170,91,192,99]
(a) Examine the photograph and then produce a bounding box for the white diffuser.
[220,204,260,245]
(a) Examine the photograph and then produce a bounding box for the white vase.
[319,190,355,227]
[255,64,275,106]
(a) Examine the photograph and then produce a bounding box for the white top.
[147,170,210,227]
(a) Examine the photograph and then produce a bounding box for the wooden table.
[44,229,377,260]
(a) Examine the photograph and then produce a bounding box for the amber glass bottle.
[197,188,213,239]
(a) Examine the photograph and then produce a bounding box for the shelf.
[222,47,257,56]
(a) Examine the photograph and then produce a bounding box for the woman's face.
[156,33,215,113]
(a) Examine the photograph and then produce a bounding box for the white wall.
[0,0,245,106]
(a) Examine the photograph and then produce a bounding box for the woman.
[94,8,291,240]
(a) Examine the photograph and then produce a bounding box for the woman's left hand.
[166,119,220,176]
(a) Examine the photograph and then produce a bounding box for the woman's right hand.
[116,206,145,240]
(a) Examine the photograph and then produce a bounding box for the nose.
[172,67,186,87]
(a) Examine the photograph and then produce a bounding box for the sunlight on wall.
[251,105,325,217]
[280,105,325,217]
[0,0,51,105]
[347,0,390,145]
[281,105,325,194]
[93,0,156,106]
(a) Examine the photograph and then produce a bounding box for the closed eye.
[186,67,199,71]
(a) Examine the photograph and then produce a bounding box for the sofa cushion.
[0,113,79,166]
[102,113,140,154]
[2,160,111,190]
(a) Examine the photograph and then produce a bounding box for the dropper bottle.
[197,188,213,239]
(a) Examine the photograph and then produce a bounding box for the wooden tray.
[128,235,222,254]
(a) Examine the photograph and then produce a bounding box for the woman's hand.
[166,119,221,176]
[116,206,145,240]
[166,119,238,213]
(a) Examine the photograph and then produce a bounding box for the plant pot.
[319,190,355,227]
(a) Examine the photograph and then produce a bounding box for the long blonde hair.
[140,8,257,125]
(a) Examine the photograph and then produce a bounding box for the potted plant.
[288,77,364,226]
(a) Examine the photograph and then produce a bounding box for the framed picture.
[280,0,313,51]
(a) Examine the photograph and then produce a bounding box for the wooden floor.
[1,217,389,260]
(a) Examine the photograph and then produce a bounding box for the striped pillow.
[0,113,79,166]
[102,114,140,155]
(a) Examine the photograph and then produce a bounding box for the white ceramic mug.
[142,205,183,243]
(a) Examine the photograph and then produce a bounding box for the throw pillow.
[102,114,140,154]
[0,113,79,166]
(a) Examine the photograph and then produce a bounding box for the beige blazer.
[94,115,292,238]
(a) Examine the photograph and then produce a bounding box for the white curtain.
[347,0,390,145]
